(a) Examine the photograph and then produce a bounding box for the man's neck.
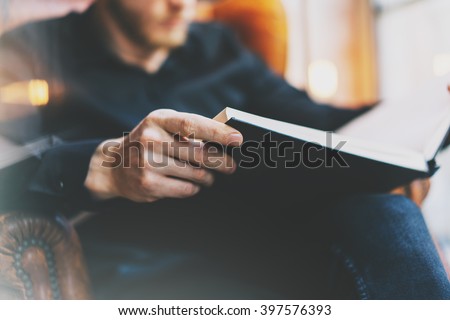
[94,4,169,73]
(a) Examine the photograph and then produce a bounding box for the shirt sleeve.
[27,139,102,210]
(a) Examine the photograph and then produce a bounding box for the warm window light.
[28,80,49,106]
[0,80,49,107]
[308,59,338,100]
[433,54,450,77]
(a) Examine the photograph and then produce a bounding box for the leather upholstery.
[0,211,91,299]
[391,178,431,207]
[212,0,287,75]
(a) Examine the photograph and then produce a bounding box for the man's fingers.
[141,133,235,174]
[169,138,236,174]
[134,109,239,174]
[155,155,215,186]
[150,109,243,146]
[144,173,201,199]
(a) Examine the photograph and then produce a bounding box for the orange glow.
[0,80,49,106]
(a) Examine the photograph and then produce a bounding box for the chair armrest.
[391,178,431,207]
[0,211,91,299]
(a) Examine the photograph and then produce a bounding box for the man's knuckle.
[211,127,222,142]
[146,109,170,124]
[137,176,147,188]
[193,168,207,181]
[179,117,194,135]
[144,114,156,126]
[147,109,163,119]
[139,174,154,191]
[140,130,163,145]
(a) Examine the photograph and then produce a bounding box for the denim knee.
[330,193,450,299]
[333,194,423,237]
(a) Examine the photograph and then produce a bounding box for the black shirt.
[0,5,367,210]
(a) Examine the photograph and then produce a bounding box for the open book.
[214,76,450,194]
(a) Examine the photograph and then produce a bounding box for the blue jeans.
[79,192,450,299]
[329,194,450,299]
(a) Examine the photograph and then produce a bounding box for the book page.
[337,74,450,157]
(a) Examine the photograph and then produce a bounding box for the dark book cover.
[222,117,435,197]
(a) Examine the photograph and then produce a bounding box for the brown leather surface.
[213,0,288,75]
[0,211,91,299]
[391,178,431,207]
[21,247,53,299]
[197,0,288,75]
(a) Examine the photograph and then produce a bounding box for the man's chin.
[150,32,189,49]
[162,39,187,49]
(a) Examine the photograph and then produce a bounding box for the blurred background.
[0,0,449,260]
[281,0,450,263]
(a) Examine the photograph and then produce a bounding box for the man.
[0,0,449,299]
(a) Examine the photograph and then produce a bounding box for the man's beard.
[107,0,188,50]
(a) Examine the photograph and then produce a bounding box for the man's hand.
[84,109,243,202]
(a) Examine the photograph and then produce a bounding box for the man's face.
[107,0,198,49]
